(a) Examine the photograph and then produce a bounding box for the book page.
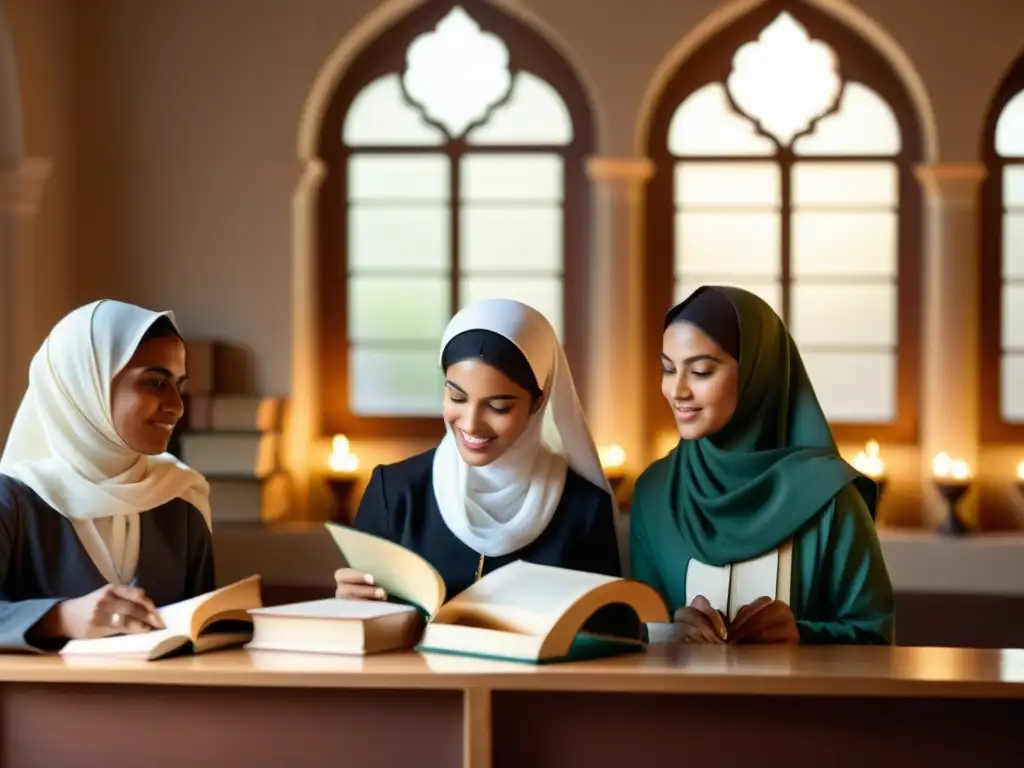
[251,598,417,620]
[60,628,182,658]
[325,523,446,616]
[157,594,209,637]
[433,561,622,636]
[157,575,261,638]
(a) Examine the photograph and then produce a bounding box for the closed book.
[184,340,251,396]
[187,395,284,433]
[179,432,279,479]
[245,599,423,656]
[208,473,291,524]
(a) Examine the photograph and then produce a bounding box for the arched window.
[981,54,1024,443]
[644,2,922,446]
[317,1,593,438]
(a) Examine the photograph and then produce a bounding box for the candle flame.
[1017,460,1024,482]
[599,443,626,471]
[933,452,969,481]
[852,440,885,479]
[328,434,359,474]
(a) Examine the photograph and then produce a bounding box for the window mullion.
[450,143,462,316]
[780,150,793,325]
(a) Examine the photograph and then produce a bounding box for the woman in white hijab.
[335,298,620,600]
[0,300,212,651]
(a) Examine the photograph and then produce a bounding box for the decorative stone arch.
[633,0,939,163]
[288,0,600,518]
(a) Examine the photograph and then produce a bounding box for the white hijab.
[432,299,614,558]
[0,300,211,585]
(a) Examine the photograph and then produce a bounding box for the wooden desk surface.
[3,644,1024,699]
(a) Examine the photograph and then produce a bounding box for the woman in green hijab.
[630,286,894,645]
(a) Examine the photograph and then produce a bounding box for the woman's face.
[443,359,539,467]
[110,335,187,455]
[661,321,739,440]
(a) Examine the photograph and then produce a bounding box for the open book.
[59,575,263,661]
[326,523,670,664]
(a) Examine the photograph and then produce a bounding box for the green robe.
[635,285,895,645]
[631,476,895,645]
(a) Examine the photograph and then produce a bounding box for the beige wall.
[3,0,1024,526]
[3,0,74,383]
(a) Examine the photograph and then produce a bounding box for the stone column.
[0,157,51,446]
[914,162,987,528]
[584,157,655,475]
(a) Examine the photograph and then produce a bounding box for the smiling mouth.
[149,422,176,432]
[674,406,702,422]
[458,429,496,451]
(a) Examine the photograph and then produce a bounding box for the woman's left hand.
[728,596,800,645]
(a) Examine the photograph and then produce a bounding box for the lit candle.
[328,434,360,475]
[598,443,627,475]
[852,440,886,479]
[932,451,970,482]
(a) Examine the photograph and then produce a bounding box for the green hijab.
[645,285,877,567]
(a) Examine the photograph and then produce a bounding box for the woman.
[630,286,894,645]
[335,298,620,600]
[0,300,213,651]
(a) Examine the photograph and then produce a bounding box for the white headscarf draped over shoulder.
[0,300,211,585]
[432,298,614,558]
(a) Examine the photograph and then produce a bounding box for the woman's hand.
[48,584,164,639]
[672,595,729,643]
[334,568,387,601]
[729,596,800,645]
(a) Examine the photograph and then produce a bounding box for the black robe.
[353,447,622,598]
[0,474,214,652]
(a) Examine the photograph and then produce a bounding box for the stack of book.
[173,340,291,524]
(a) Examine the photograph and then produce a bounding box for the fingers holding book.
[334,568,387,601]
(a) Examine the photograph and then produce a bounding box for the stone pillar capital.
[914,162,988,208]
[585,156,655,185]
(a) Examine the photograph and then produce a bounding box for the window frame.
[316,0,594,439]
[642,0,923,448]
[980,53,1024,444]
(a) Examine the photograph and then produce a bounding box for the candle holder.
[325,475,357,525]
[934,479,971,536]
[605,473,626,494]
[873,477,887,505]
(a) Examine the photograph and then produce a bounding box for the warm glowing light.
[852,440,885,479]
[1017,460,1024,482]
[328,434,360,474]
[932,452,970,482]
[599,443,627,472]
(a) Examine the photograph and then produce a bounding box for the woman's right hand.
[334,568,387,601]
[672,595,729,643]
[52,584,164,639]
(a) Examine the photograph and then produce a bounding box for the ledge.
[211,523,1024,597]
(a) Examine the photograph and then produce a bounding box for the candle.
[599,443,627,472]
[932,452,970,482]
[328,434,360,474]
[852,440,886,479]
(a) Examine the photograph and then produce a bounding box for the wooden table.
[3,645,1023,767]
